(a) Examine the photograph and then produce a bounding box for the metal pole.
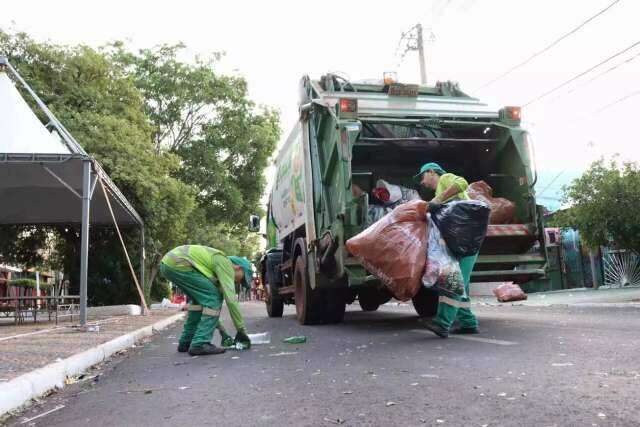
[79,160,91,326]
[589,250,600,289]
[140,225,145,304]
[416,24,427,85]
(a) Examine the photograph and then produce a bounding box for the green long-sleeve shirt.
[162,245,245,331]
[436,173,470,202]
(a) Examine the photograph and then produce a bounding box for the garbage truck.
[255,73,546,325]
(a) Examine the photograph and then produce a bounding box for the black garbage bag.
[431,200,491,257]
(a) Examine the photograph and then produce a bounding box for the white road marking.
[409,329,518,346]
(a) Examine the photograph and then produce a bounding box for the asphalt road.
[6,301,640,427]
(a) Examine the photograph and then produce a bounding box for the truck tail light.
[506,106,521,121]
[339,98,357,114]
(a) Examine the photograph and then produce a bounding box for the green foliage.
[8,278,37,288]
[0,30,195,300]
[150,279,172,303]
[554,158,640,254]
[0,30,278,305]
[109,43,280,224]
[8,278,53,290]
[0,226,52,268]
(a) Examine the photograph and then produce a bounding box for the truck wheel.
[265,281,284,318]
[324,289,346,324]
[412,287,439,318]
[294,256,324,325]
[358,290,381,312]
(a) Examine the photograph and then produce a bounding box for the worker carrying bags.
[346,198,491,302]
[346,200,428,301]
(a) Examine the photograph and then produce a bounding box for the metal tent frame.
[0,57,145,325]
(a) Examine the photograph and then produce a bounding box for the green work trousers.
[160,263,223,347]
[432,253,479,331]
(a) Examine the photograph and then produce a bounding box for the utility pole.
[416,24,427,85]
[395,24,431,85]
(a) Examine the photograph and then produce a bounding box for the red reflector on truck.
[507,106,521,120]
[339,98,357,113]
[486,224,530,237]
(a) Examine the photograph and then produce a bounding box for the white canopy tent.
[0,57,146,324]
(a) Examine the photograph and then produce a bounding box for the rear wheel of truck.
[294,256,324,325]
[412,287,439,318]
[324,289,346,324]
[265,281,284,318]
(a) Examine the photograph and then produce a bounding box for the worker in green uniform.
[415,162,480,338]
[160,245,253,355]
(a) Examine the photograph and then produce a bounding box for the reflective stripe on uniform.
[165,251,192,268]
[187,304,202,311]
[202,307,221,317]
[439,295,471,309]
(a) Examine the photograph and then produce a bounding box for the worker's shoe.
[420,318,449,338]
[451,326,479,335]
[177,341,191,353]
[188,343,226,356]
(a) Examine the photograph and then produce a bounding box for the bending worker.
[160,245,253,355]
[415,162,479,338]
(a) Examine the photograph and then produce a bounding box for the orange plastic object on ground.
[346,200,428,301]
[493,283,528,302]
[467,181,516,224]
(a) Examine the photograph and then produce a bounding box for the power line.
[537,171,565,197]
[567,50,640,94]
[479,0,623,90]
[596,89,640,113]
[433,0,453,26]
[524,39,640,107]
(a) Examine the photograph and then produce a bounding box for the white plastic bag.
[422,215,466,297]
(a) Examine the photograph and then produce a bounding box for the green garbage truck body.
[260,73,546,325]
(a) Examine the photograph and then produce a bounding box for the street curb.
[0,312,185,416]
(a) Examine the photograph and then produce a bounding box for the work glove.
[235,329,251,349]
[220,331,234,348]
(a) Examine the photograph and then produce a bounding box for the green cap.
[229,256,253,289]
[414,162,446,182]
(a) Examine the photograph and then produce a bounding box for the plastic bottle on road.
[283,336,307,344]
[248,332,271,345]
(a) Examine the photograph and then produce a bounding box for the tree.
[110,44,280,226]
[0,31,279,304]
[554,158,640,255]
[0,30,196,301]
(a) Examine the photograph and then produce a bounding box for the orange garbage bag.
[346,200,428,301]
[467,181,516,224]
[493,283,528,302]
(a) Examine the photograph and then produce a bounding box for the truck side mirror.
[248,215,260,232]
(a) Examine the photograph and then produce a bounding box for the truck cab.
[260,73,546,325]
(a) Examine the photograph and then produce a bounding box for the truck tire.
[265,282,284,318]
[293,256,324,325]
[324,290,346,324]
[358,288,392,312]
[412,287,439,318]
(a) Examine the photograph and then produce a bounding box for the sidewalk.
[474,286,640,306]
[0,308,184,416]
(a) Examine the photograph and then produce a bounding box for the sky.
[3,0,639,208]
